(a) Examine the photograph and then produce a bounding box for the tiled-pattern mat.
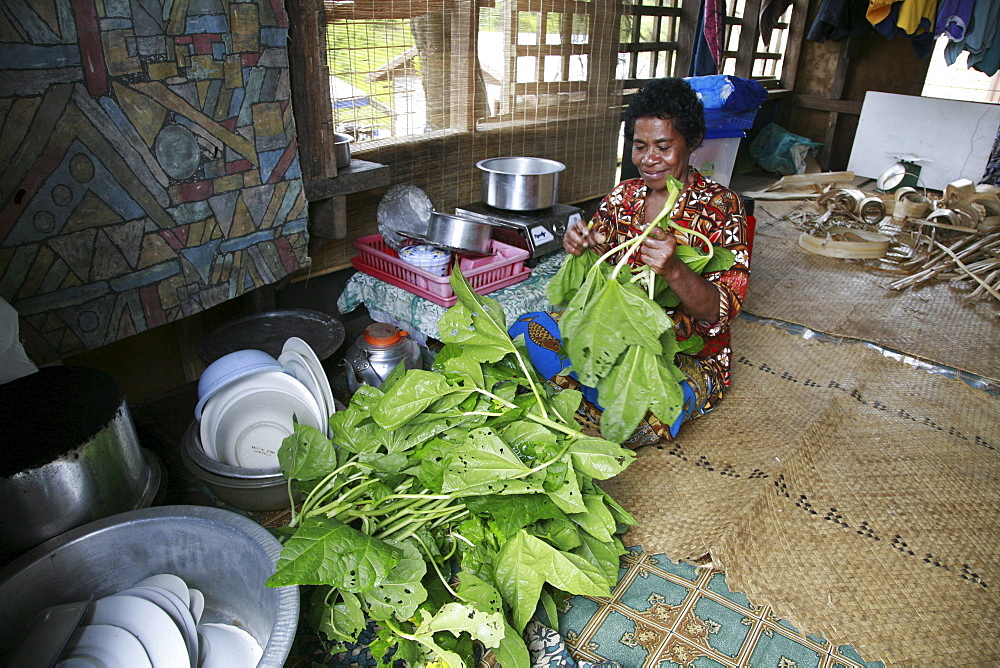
[558,548,883,668]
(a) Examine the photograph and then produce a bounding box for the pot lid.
[377,184,433,250]
[363,323,410,348]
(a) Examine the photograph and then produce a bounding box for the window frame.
[289,0,806,192]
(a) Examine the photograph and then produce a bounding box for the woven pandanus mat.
[601,319,1000,665]
[744,201,1000,381]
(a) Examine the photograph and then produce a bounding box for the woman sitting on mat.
[510,77,751,446]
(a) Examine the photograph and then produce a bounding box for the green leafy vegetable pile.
[546,176,736,443]
[266,267,638,667]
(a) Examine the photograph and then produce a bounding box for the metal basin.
[0,505,299,668]
[477,156,565,211]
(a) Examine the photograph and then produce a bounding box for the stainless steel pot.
[0,367,158,563]
[421,211,493,255]
[333,132,352,169]
[477,156,565,211]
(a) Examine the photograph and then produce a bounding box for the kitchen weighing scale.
[453,201,582,266]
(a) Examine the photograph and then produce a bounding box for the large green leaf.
[596,344,684,444]
[530,517,583,552]
[438,267,516,365]
[500,420,557,457]
[278,422,338,482]
[494,530,611,633]
[362,539,428,622]
[546,249,599,306]
[567,436,636,480]
[267,517,400,590]
[563,280,673,387]
[313,589,366,645]
[569,494,617,543]
[549,388,582,425]
[572,533,625,589]
[558,263,608,352]
[370,369,453,430]
[442,427,543,496]
[464,494,566,540]
[546,456,586,515]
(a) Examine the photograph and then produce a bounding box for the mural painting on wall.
[0,0,309,364]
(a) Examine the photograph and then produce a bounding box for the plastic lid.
[363,323,409,347]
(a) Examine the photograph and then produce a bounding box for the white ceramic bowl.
[194,350,286,420]
[210,371,324,469]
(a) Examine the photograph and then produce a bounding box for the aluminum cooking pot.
[0,367,158,563]
[477,156,565,211]
[418,211,493,255]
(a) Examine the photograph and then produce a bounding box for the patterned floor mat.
[554,548,884,668]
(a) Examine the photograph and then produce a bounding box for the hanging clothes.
[871,2,936,58]
[759,0,793,47]
[944,0,1000,76]
[807,0,874,43]
[690,0,726,77]
[895,0,938,35]
[866,0,896,26]
[935,0,975,42]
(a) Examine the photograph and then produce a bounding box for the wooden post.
[286,0,336,181]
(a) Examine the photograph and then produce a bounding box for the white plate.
[134,574,190,609]
[60,623,152,668]
[188,589,205,626]
[119,586,198,667]
[201,370,320,467]
[197,623,263,668]
[278,350,330,434]
[84,595,188,667]
[211,372,324,468]
[281,337,335,424]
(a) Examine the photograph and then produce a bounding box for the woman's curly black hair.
[624,77,706,150]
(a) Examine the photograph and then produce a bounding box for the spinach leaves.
[267,267,637,667]
[547,177,736,442]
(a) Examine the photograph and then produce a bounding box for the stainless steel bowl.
[0,505,299,668]
[477,156,565,211]
[333,132,352,169]
[0,367,159,563]
[181,422,294,512]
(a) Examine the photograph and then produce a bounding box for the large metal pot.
[0,367,158,563]
[420,211,493,255]
[477,156,565,211]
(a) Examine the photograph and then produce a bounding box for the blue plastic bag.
[685,75,769,131]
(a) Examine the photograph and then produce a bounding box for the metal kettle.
[342,323,422,392]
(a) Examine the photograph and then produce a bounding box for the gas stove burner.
[454,201,583,266]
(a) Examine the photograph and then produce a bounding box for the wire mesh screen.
[308,0,624,272]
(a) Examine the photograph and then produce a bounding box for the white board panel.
[847,92,999,191]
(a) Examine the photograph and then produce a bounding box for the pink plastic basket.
[351,233,532,307]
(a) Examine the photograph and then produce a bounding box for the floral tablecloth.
[337,253,565,343]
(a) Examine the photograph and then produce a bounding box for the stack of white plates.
[21,573,263,667]
[196,337,335,470]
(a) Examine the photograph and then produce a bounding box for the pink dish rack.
[351,233,532,307]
